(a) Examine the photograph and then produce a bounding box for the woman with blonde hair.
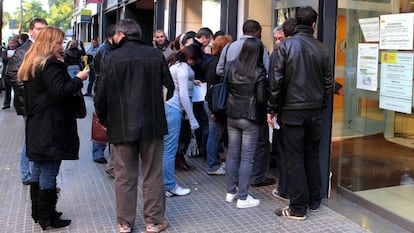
[18,26,89,230]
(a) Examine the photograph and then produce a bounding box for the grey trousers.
[111,137,166,227]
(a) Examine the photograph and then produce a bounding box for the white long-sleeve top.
[167,62,199,130]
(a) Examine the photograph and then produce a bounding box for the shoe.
[236,195,260,208]
[1,105,10,109]
[175,153,193,170]
[105,169,115,178]
[275,206,306,220]
[119,223,132,233]
[225,192,238,203]
[141,220,169,233]
[308,204,320,212]
[94,157,107,164]
[251,177,276,187]
[271,189,289,202]
[22,180,31,185]
[207,167,225,176]
[165,184,190,197]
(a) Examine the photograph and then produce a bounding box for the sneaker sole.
[236,200,260,208]
[271,190,289,202]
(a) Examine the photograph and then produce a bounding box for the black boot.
[30,182,39,223]
[38,188,71,230]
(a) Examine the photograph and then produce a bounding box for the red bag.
[91,112,108,142]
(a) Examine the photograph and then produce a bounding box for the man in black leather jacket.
[267,6,333,220]
[4,18,48,186]
[94,19,174,233]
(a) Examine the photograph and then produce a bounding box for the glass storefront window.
[335,0,414,226]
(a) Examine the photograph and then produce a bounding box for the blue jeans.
[92,141,107,160]
[21,116,32,182]
[162,105,181,191]
[31,161,61,189]
[226,117,260,200]
[67,65,80,78]
[206,103,225,172]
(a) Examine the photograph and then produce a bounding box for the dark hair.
[29,18,48,30]
[282,18,297,37]
[296,6,318,26]
[167,44,202,66]
[196,27,213,39]
[181,32,195,45]
[115,19,142,37]
[105,24,116,38]
[19,33,29,43]
[242,20,261,35]
[233,37,263,77]
[213,30,225,39]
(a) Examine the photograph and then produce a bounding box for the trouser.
[92,141,107,160]
[280,109,322,215]
[206,102,226,171]
[112,137,165,227]
[273,129,289,197]
[2,79,12,107]
[193,101,209,157]
[226,117,260,200]
[86,68,96,95]
[250,119,270,184]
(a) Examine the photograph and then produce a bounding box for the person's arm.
[267,47,285,115]
[216,44,229,76]
[177,64,199,130]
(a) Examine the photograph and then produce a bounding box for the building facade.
[71,0,414,230]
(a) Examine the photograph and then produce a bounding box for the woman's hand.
[76,69,89,81]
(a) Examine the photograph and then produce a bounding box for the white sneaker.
[236,195,260,208]
[225,192,238,203]
[165,184,190,197]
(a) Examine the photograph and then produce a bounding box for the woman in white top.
[163,44,202,197]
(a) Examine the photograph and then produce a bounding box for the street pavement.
[0,92,410,233]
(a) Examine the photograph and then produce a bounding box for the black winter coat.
[94,36,174,144]
[226,62,267,123]
[24,57,84,161]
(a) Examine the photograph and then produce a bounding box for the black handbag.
[210,66,229,114]
[74,90,86,118]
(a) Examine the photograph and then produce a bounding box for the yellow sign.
[381,52,397,64]
[81,9,92,16]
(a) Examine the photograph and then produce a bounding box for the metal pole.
[20,0,23,32]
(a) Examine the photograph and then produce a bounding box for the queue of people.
[2,5,332,233]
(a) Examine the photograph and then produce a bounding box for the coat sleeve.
[267,47,285,114]
[94,58,109,126]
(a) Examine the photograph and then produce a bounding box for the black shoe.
[251,177,276,187]
[22,180,31,185]
[94,157,107,164]
[2,105,10,109]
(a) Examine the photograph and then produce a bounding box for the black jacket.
[94,36,175,144]
[267,25,333,114]
[226,62,267,123]
[24,57,84,161]
[64,48,83,66]
[4,40,32,115]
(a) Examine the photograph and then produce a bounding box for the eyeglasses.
[274,37,284,42]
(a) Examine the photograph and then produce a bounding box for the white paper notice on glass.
[356,43,379,91]
[359,17,379,42]
[192,82,207,102]
[379,13,414,50]
[379,52,414,114]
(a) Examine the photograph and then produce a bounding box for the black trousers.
[272,128,289,197]
[279,109,322,215]
[193,101,209,156]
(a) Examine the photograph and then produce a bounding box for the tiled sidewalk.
[0,95,408,233]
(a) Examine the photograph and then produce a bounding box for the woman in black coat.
[17,27,89,230]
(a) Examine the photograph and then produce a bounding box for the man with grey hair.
[273,25,285,46]
[94,19,174,233]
